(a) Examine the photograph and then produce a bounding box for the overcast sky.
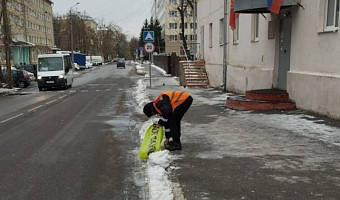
[52,0,153,39]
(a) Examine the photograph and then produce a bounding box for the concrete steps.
[183,61,209,88]
[225,89,296,111]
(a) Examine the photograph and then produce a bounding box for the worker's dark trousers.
[166,96,193,143]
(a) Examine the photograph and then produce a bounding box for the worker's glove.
[163,138,169,147]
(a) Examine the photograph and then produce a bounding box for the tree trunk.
[2,0,13,88]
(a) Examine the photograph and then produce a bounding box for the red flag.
[229,0,239,30]
[268,0,283,14]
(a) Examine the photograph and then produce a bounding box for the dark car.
[17,64,37,79]
[117,59,125,68]
[1,68,31,88]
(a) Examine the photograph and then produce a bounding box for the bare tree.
[177,0,194,57]
[1,0,13,88]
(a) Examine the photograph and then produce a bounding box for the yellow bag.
[138,124,164,160]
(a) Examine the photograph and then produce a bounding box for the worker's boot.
[165,142,182,151]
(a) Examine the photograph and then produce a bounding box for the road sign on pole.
[143,31,155,42]
[144,42,155,53]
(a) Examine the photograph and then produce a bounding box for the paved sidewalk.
[141,64,340,200]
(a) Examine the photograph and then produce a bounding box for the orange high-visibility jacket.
[153,91,190,115]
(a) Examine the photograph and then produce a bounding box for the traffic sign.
[144,42,155,53]
[143,31,155,42]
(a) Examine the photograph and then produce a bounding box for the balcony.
[234,0,299,13]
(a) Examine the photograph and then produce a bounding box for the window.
[219,18,224,45]
[209,23,213,48]
[170,35,178,41]
[38,57,63,71]
[190,23,196,29]
[169,23,177,29]
[169,11,177,17]
[200,25,204,59]
[169,0,177,4]
[233,18,239,45]
[180,34,187,40]
[190,35,197,41]
[180,23,188,29]
[324,0,339,31]
[251,14,259,42]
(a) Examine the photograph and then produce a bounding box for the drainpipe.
[222,0,228,92]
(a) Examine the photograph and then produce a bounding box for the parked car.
[74,63,86,70]
[17,64,37,79]
[85,62,93,69]
[1,67,31,88]
[26,71,35,81]
[117,58,125,68]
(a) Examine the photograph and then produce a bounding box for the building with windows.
[197,0,340,119]
[152,0,197,57]
[0,0,54,66]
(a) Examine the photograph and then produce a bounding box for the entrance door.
[278,17,292,90]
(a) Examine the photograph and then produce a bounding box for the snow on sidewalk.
[133,77,178,200]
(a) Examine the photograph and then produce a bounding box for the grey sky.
[52,0,153,39]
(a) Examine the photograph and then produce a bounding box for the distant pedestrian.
[143,91,193,151]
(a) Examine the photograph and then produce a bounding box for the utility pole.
[44,11,48,47]
[222,0,228,92]
[70,2,80,63]
[2,0,12,88]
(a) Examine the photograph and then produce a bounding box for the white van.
[37,54,74,91]
[86,56,103,66]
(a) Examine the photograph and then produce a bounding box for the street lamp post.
[44,11,48,48]
[70,2,80,63]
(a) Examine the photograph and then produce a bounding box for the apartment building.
[152,0,197,57]
[197,0,340,119]
[0,0,54,66]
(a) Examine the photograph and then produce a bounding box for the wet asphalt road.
[1,62,340,200]
[0,63,146,199]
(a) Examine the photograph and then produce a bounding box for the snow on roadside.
[133,79,149,113]
[151,64,171,77]
[133,78,174,200]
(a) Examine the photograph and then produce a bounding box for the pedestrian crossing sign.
[143,31,155,42]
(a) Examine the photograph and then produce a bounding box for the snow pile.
[151,64,171,77]
[136,64,147,75]
[147,151,173,200]
[131,61,140,65]
[133,79,175,200]
[133,79,150,113]
[149,150,172,169]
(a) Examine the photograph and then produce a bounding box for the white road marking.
[59,95,67,99]
[28,105,44,112]
[89,83,117,86]
[46,99,57,105]
[1,113,24,123]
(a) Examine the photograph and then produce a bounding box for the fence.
[153,53,187,77]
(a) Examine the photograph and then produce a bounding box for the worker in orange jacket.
[143,91,193,151]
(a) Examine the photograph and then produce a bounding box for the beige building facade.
[152,0,197,56]
[0,0,54,66]
[197,0,340,120]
